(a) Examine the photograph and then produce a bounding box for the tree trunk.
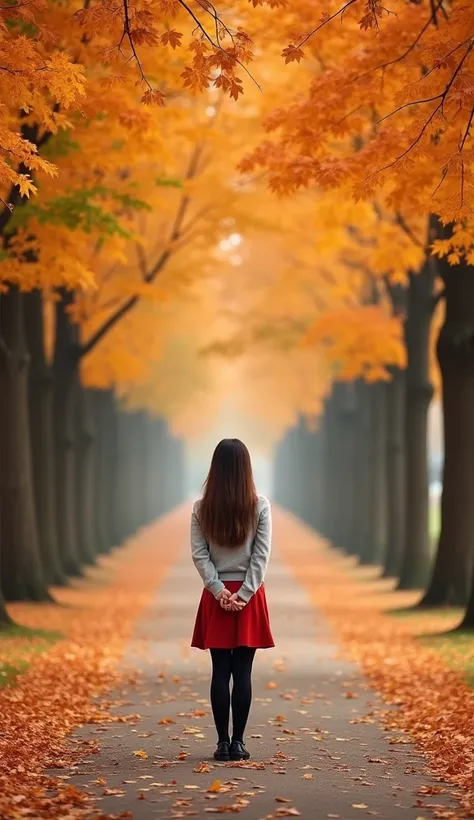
[398,263,435,589]
[382,367,406,578]
[461,573,474,629]
[53,290,82,576]
[91,388,117,554]
[323,392,346,546]
[359,381,388,565]
[300,423,323,532]
[115,408,139,541]
[352,380,372,560]
[75,386,97,565]
[0,287,50,601]
[337,382,357,554]
[24,290,66,586]
[308,426,323,532]
[0,506,12,626]
[422,256,474,607]
[0,592,11,626]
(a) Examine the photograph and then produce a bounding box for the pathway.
[54,508,455,819]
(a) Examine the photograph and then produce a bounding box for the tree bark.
[115,408,140,541]
[0,508,12,626]
[323,392,346,546]
[422,254,474,607]
[308,426,323,533]
[75,386,97,565]
[359,381,388,565]
[352,380,372,560]
[91,388,117,554]
[383,367,406,578]
[337,382,357,554]
[398,263,435,589]
[301,423,323,532]
[0,287,50,601]
[24,290,66,585]
[0,592,11,626]
[53,289,82,576]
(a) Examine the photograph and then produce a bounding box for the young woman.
[191,439,274,762]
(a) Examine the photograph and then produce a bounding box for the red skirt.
[191,581,275,650]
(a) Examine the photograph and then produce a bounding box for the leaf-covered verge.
[0,626,62,689]
[0,509,182,820]
[275,510,474,818]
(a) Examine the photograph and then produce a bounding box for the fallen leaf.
[207,779,222,793]
[159,717,177,725]
[195,762,212,773]
[352,805,369,810]
[205,806,243,814]
[133,749,148,759]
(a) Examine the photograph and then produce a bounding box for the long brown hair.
[198,439,258,547]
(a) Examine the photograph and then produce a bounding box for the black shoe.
[230,739,250,760]
[214,741,230,761]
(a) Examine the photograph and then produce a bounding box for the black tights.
[210,647,256,744]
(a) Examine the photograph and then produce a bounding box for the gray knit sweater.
[191,495,272,603]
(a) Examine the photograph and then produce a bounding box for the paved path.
[55,509,455,819]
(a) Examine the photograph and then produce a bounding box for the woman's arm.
[237,498,272,603]
[191,504,225,599]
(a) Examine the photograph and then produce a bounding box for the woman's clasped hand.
[217,588,246,611]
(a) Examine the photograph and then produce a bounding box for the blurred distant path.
[57,508,454,819]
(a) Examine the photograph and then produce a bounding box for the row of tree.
[0,285,185,619]
[273,234,474,628]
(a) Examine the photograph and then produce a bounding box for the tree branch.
[394,211,425,250]
[431,286,445,309]
[79,143,204,359]
[296,0,358,49]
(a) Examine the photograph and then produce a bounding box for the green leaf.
[6,186,152,238]
[41,130,80,160]
[155,177,182,189]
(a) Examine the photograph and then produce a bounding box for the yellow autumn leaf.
[133,749,148,759]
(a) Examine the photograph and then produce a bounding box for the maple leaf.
[181,65,211,94]
[161,30,183,48]
[141,89,166,107]
[281,45,304,65]
[17,177,38,199]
